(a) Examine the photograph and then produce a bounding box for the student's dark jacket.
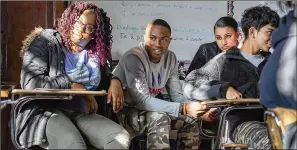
[14,27,113,148]
[183,46,270,100]
[259,10,297,110]
[187,41,220,74]
[259,11,296,149]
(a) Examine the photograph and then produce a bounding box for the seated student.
[259,1,296,149]
[184,6,280,149]
[112,19,214,149]
[187,17,241,149]
[187,16,240,74]
[17,2,130,149]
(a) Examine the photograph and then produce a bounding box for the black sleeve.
[187,44,207,75]
[21,37,71,89]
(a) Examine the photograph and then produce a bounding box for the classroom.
[1,1,296,149]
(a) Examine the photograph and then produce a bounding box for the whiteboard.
[233,1,287,21]
[92,1,228,61]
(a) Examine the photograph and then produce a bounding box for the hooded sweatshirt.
[259,11,297,149]
[113,42,188,117]
[259,10,297,110]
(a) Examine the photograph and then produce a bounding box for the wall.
[0,1,67,149]
[93,1,228,61]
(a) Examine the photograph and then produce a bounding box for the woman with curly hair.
[16,1,130,149]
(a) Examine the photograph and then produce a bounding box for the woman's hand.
[226,86,242,99]
[71,82,87,90]
[71,83,97,113]
[184,102,207,118]
[84,95,98,114]
[107,79,124,113]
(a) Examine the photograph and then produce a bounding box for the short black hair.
[214,16,238,33]
[241,5,280,39]
[148,19,171,33]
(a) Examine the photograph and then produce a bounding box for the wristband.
[179,103,183,114]
[111,75,121,81]
[110,75,123,87]
[183,103,187,115]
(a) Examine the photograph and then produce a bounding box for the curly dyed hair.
[56,1,113,66]
[241,5,280,39]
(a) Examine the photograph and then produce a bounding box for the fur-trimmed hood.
[20,27,62,57]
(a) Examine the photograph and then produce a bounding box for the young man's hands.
[184,102,207,118]
[107,79,124,113]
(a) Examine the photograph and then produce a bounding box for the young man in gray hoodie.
[113,19,214,149]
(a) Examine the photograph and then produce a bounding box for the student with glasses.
[18,2,130,149]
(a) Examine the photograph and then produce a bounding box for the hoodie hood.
[20,27,62,57]
[138,42,146,51]
[272,10,297,49]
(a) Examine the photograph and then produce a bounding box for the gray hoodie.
[113,42,188,117]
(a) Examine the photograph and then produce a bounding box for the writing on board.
[116,24,212,34]
[118,32,203,43]
[94,1,228,60]
[120,10,164,17]
[120,1,216,12]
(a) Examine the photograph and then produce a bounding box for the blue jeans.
[44,109,130,149]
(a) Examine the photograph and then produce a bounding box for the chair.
[0,83,16,150]
[201,99,264,149]
[9,89,107,150]
[0,82,16,109]
[264,110,283,149]
[264,107,296,149]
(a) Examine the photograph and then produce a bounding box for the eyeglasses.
[74,19,96,34]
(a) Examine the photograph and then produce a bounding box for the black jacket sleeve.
[187,44,207,75]
[20,37,71,90]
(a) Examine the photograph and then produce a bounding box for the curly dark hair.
[241,5,280,39]
[56,1,113,66]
